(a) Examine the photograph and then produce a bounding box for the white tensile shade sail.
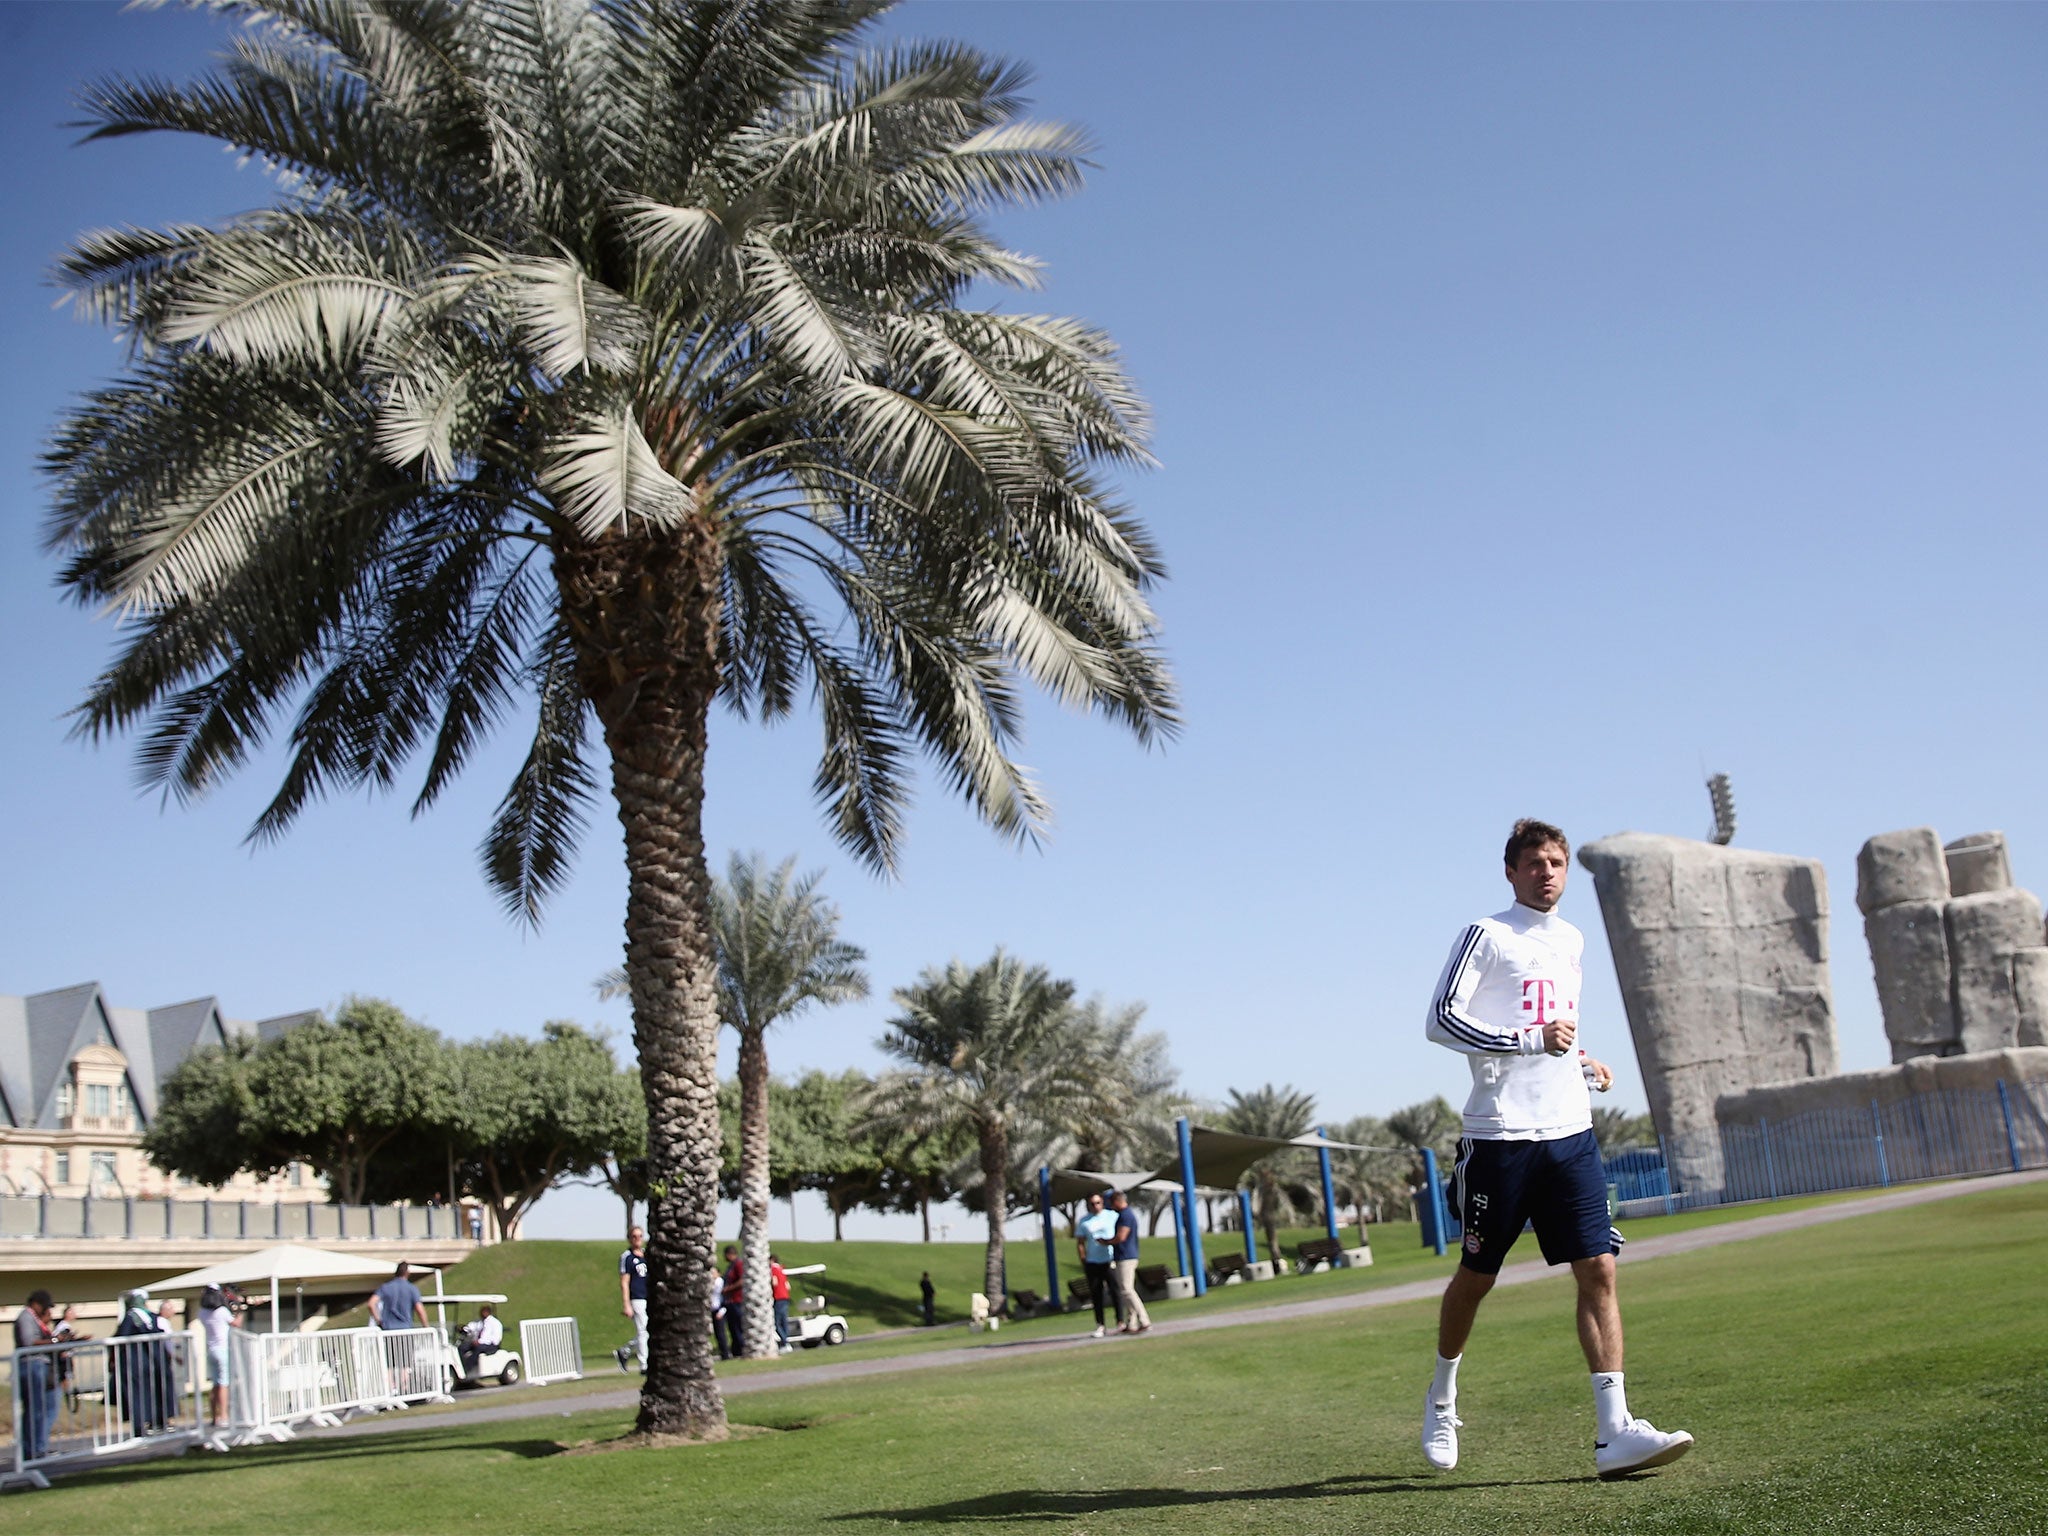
[148,1244,433,1333]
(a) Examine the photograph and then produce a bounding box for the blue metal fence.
[1615,1076,2048,1218]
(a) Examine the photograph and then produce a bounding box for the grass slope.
[12,1180,2045,1534]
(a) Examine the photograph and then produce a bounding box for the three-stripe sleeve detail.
[1433,926,1522,1053]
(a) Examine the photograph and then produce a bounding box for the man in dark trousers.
[919,1271,936,1327]
[1074,1191,1123,1338]
[613,1225,648,1372]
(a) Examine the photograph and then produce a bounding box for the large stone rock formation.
[1857,828,2047,1061]
[1579,833,1838,1195]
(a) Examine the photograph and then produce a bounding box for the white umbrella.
[147,1244,435,1333]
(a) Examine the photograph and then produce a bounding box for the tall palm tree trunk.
[559,521,727,1441]
[980,1119,1009,1312]
[736,1028,776,1358]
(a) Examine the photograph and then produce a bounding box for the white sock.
[1431,1353,1461,1406]
[1592,1371,1629,1438]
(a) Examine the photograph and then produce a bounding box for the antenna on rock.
[1706,773,1737,846]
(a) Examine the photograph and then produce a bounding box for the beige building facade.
[0,983,323,1204]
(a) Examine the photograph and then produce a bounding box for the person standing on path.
[1074,1191,1124,1337]
[769,1255,793,1353]
[197,1284,238,1427]
[1420,819,1692,1480]
[1107,1189,1150,1334]
[614,1226,649,1372]
[710,1266,734,1361]
[919,1271,936,1327]
[14,1290,59,1462]
[720,1245,746,1357]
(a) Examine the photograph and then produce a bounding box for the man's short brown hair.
[1505,818,1569,868]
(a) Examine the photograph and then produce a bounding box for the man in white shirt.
[1421,819,1693,1480]
[458,1304,502,1374]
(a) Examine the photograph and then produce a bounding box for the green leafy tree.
[142,1035,281,1190]
[251,998,449,1206]
[446,1023,643,1239]
[868,952,1088,1310]
[1218,1083,1319,1260]
[712,852,867,1355]
[48,1,1172,1440]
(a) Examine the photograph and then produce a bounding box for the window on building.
[114,1080,132,1121]
[91,1151,117,1190]
[86,1083,112,1119]
[54,1150,71,1185]
[56,1081,74,1120]
[289,1163,304,1187]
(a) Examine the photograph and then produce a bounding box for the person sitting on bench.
[458,1304,502,1374]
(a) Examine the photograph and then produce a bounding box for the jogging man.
[1421,819,1693,1479]
[614,1225,649,1372]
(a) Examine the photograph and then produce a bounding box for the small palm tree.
[46,1,1172,1440]
[711,852,867,1356]
[1326,1113,1408,1229]
[867,951,1087,1311]
[1218,1083,1319,1260]
[1055,998,1182,1175]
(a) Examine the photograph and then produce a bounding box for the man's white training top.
[1425,902,1594,1142]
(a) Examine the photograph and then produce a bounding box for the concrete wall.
[1579,833,1837,1195]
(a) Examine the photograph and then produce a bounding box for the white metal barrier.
[517,1317,583,1385]
[224,1326,448,1446]
[5,1328,203,1491]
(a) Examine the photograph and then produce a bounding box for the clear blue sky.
[5,4,2047,1238]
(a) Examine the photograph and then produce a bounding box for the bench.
[1209,1252,1249,1284]
[1295,1237,1347,1273]
[1068,1276,1092,1307]
[1134,1263,1171,1300]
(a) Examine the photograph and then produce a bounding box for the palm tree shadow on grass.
[831,1470,1601,1523]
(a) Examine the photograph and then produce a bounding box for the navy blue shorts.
[1452,1129,1614,1275]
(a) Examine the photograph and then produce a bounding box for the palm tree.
[1218,1083,1319,1260]
[1386,1095,1463,1217]
[710,852,866,1357]
[867,951,1087,1311]
[46,2,1172,1440]
[1055,998,1181,1173]
[1326,1113,1408,1230]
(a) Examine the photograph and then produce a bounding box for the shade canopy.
[1041,1167,1181,1205]
[1170,1125,1388,1193]
[147,1244,424,1294]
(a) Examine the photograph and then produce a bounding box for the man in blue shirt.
[614,1226,649,1372]
[370,1263,425,1331]
[1074,1191,1123,1338]
[1108,1189,1150,1334]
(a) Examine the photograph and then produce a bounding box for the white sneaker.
[1092,1325,1105,1338]
[1422,1392,1462,1470]
[1596,1418,1694,1478]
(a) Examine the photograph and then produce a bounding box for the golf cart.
[423,1291,524,1387]
[781,1264,849,1348]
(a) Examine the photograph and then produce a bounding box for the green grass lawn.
[11,1180,2045,1534]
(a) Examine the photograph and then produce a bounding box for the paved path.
[323,1169,2048,1442]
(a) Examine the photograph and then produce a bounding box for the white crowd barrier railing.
[224,1326,449,1446]
[517,1318,583,1385]
[5,1328,203,1491]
